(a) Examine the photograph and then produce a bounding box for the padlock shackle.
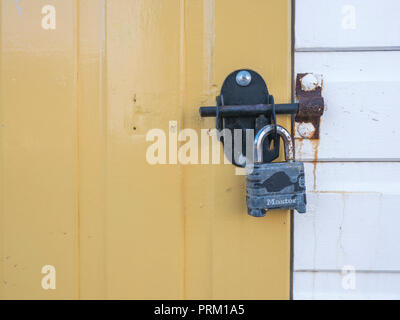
[254,125,294,163]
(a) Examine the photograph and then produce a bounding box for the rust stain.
[309,117,325,190]
[296,138,304,159]
[295,73,324,190]
[296,137,319,190]
[295,73,325,139]
[311,139,320,191]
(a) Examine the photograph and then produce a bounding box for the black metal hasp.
[199,69,299,167]
[200,103,298,118]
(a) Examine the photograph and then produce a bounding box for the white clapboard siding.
[294,0,400,299]
[295,51,400,161]
[295,191,400,271]
[305,162,400,194]
[296,0,400,49]
[296,163,400,271]
[294,163,400,298]
[294,272,400,300]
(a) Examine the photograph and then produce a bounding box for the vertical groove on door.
[179,0,187,300]
[77,0,108,299]
[75,0,81,300]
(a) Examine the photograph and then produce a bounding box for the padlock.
[246,124,306,217]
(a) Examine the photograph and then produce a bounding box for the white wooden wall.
[294,0,400,299]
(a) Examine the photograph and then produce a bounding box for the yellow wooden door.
[0,0,292,299]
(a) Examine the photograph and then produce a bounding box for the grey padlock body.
[246,162,306,217]
[246,124,307,217]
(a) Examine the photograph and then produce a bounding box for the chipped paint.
[300,73,322,91]
[296,122,316,139]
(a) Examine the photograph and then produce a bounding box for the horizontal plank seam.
[295,46,400,52]
[299,159,400,163]
[295,269,400,274]
[307,191,397,194]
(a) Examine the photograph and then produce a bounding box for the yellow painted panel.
[0,0,292,299]
[183,0,292,299]
[98,0,292,299]
[0,0,78,299]
[101,0,185,299]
